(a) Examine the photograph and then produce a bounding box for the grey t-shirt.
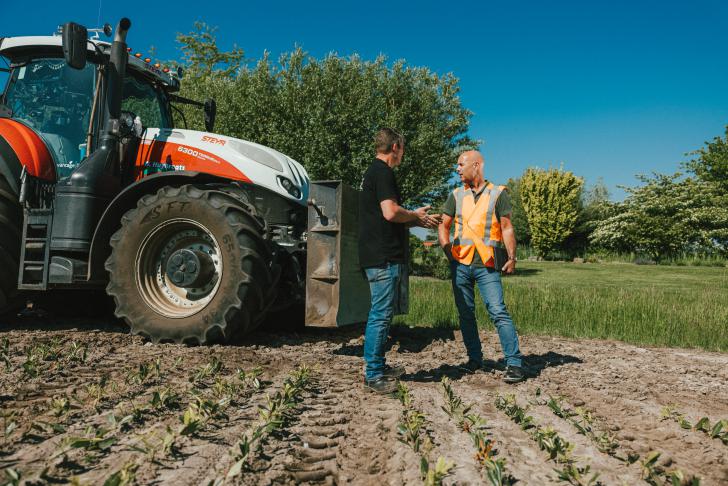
[442,183,512,267]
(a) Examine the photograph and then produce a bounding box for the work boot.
[503,365,526,383]
[456,359,483,374]
[364,376,398,394]
[382,364,405,379]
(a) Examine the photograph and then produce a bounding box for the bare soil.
[0,316,726,485]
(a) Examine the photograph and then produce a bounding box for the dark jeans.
[363,262,403,381]
[451,261,523,367]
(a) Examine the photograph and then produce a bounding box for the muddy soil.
[0,316,726,485]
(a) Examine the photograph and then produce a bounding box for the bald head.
[458,150,484,166]
[456,150,485,186]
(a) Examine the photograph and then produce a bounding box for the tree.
[173,24,476,206]
[520,167,584,258]
[685,125,728,189]
[560,178,613,256]
[505,177,531,245]
[590,173,728,259]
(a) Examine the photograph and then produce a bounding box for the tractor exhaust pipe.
[106,18,131,122]
[52,18,132,255]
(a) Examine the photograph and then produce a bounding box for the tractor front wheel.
[105,185,278,343]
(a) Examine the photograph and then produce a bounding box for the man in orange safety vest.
[438,150,525,383]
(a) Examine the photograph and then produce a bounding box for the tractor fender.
[87,170,228,282]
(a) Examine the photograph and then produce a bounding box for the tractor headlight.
[277,176,301,199]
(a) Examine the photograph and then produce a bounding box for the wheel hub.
[165,249,215,288]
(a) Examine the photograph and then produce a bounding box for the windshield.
[121,74,172,130]
[3,58,95,178]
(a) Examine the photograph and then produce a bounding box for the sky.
[2,0,727,200]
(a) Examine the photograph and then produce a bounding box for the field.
[399,262,728,352]
[0,262,727,485]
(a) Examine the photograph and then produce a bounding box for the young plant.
[125,362,152,385]
[421,456,455,486]
[1,410,18,444]
[1,338,11,372]
[103,461,138,486]
[227,365,312,477]
[554,464,601,486]
[1,468,21,486]
[190,356,223,384]
[150,388,180,411]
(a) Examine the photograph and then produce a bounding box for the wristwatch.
[507,256,517,262]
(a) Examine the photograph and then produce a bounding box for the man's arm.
[380,199,438,228]
[499,214,517,274]
[438,213,455,262]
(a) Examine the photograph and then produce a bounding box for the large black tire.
[0,174,21,314]
[105,185,278,344]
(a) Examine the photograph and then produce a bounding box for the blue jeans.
[363,262,403,381]
[451,261,523,367]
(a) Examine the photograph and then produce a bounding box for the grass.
[394,261,728,352]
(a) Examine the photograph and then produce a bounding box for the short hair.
[374,128,405,154]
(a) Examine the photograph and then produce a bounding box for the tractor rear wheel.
[105,185,278,344]
[0,174,21,314]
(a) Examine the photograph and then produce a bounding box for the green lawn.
[395,262,728,352]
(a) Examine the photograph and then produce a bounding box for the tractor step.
[18,209,52,290]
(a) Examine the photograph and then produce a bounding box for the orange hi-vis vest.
[451,183,507,266]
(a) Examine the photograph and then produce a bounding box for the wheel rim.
[135,218,223,318]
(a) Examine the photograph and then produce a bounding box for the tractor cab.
[0,30,178,182]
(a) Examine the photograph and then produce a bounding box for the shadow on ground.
[402,351,583,383]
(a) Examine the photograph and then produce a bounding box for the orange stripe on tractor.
[0,119,56,181]
[134,140,251,183]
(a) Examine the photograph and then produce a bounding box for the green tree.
[561,178,613,256]
[520,167,584,258]
[591,128,728,260]
[505,177,531,245]
[173,24,476,206]
[590,173,728,259]
[685,125,728,189]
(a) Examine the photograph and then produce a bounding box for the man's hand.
[414,205,440,228]
[441,242,455,262]
[501,258,516,274]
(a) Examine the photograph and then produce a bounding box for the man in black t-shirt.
[358,128,439,394]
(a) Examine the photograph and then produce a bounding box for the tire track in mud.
[231,354,421,485]
[532,362,725,484]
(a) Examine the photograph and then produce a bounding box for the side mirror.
[62,22,88,70]
[204,98,216,132]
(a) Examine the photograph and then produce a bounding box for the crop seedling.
[66,341,88,363]
[1,338,10,372]
[190,356,223,383]
[125,362,152,385]
[1,410,17,445]
[50,395,71,418]
[554,464,601,486]
[178,404,204,437]
[440,379,513,484]
[56,425,117,460]
[150,388,180,411]
[130,426,180,462]
[662,405,728,446]
[421,456,455,486]
[237,367,263,390]
[227,365,312,478]
[1,468,21,486]
[103,461,138,486]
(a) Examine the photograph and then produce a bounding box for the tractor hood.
[134,128,310,205]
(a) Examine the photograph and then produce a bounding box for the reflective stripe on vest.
[452,183,506,265]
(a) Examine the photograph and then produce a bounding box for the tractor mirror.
[62,22,88,70]
[204,98,216,132]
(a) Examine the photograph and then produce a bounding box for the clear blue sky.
[2,0,727,200]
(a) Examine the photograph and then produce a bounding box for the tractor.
[0,18,376,343]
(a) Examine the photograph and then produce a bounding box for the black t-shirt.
[358,158,407,268]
